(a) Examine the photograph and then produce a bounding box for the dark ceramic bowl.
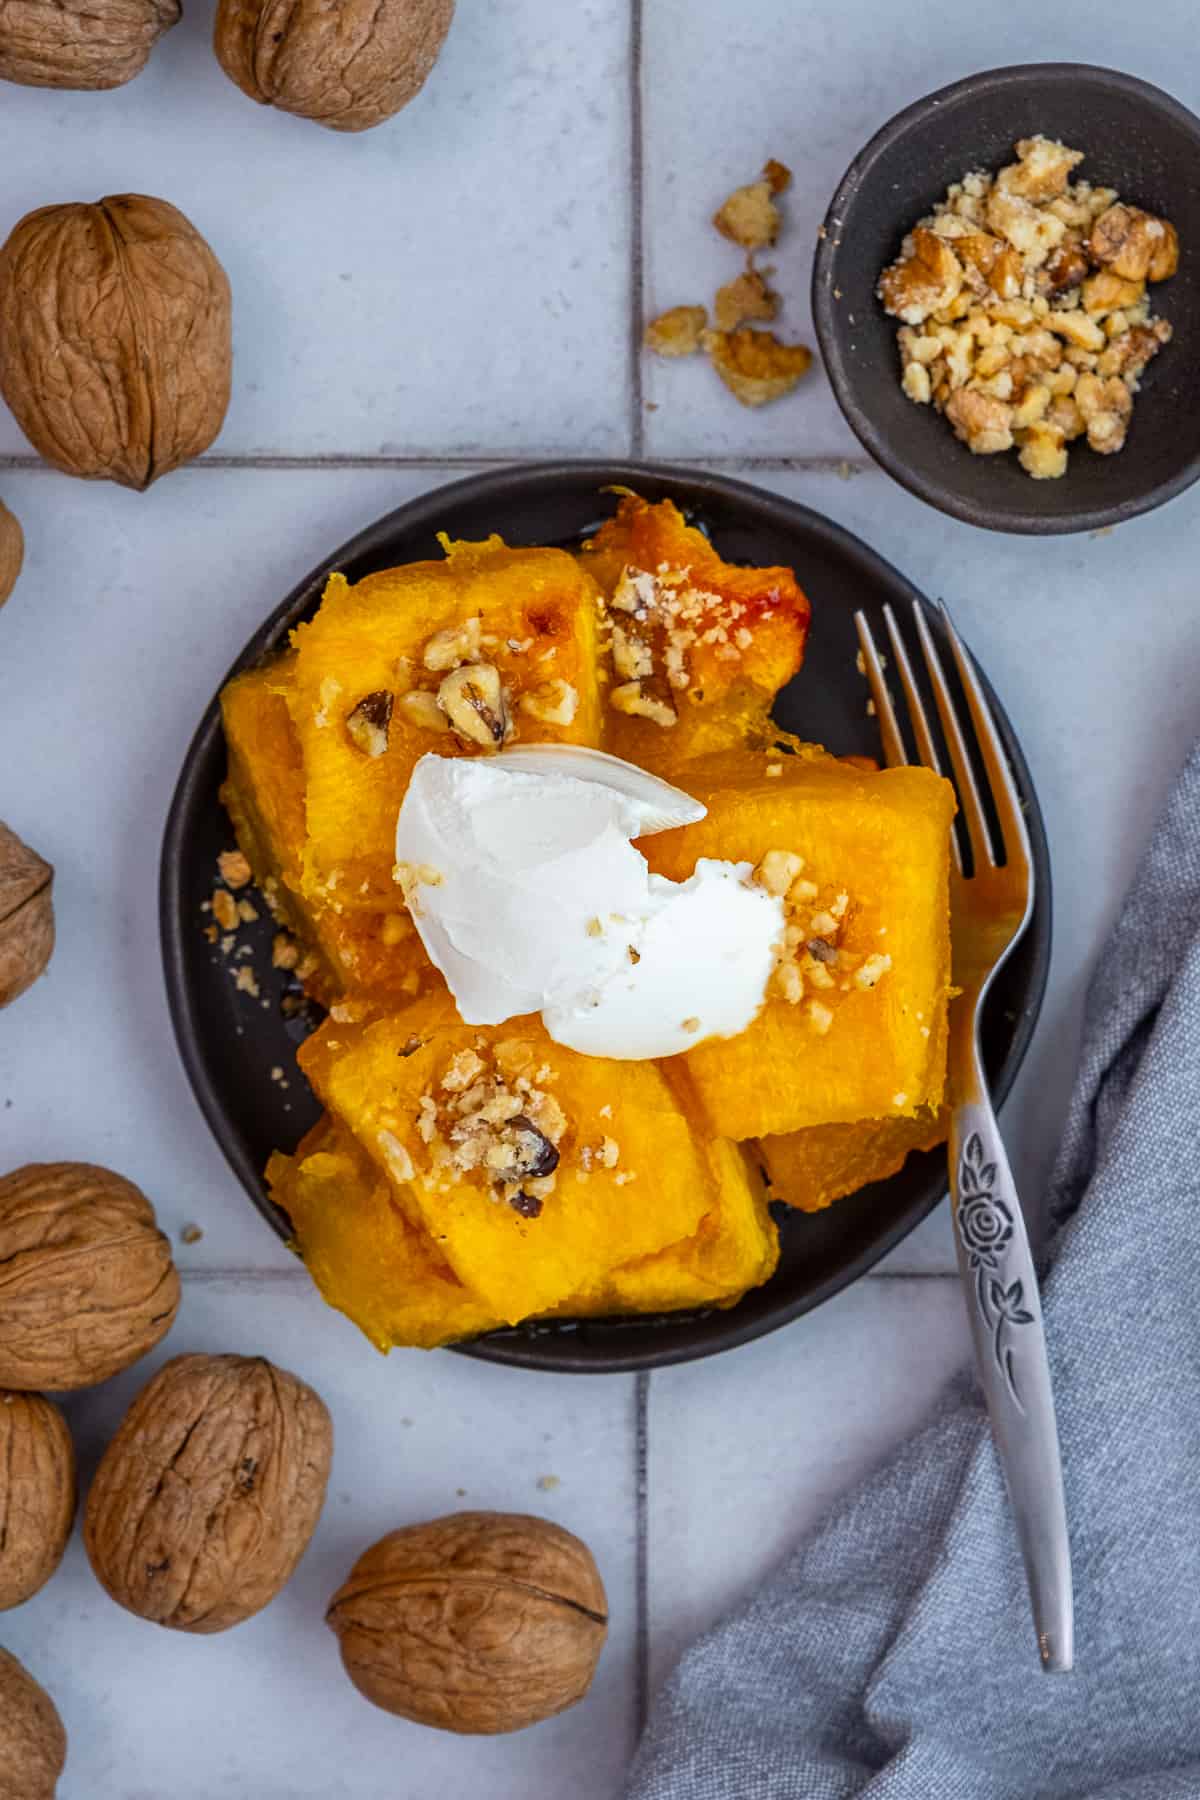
[161,462,1051,1372]
[813,63,1200,534]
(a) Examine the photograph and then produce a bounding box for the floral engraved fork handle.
[956,1131,1036,1409]
[949,1095,1073,1671]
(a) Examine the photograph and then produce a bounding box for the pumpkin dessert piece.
[759,1109,948,1214]
[221,657,437,1005]
[268,1118,502,1351]
[287,538,604,915]
[603,1135,778,1314]
[296,991,764,1326]
[579,494,810,776]
[271,1112,778,1351]
[645,750,956,1140]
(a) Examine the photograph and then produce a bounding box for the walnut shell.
[0,1394,75,1611]
[0,0,179,89]
[0,1163,180,1392]
[327,1511,608,1734]
[0,195,232,490]
[213,0,454,133]
[0,822,53,1010]
[84,1353,333,1633]
[0,499,22,607]
[0,1648,66,1798]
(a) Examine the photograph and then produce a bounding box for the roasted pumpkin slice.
[298,994,713,1324]
[604,1137,779,1313]
[220,660,438,1004]
[267,1118,500,1351]
[273,1113,778,1350]
[759,1109,949,1214]
[579,493,810,775]
[644,750,956,1139]
[287,538,604,914]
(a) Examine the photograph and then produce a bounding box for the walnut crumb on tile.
[644,305,708,357]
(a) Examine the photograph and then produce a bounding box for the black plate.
[813,63,1200,535]
[161,462,1051,1372]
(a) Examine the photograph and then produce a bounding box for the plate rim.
[160,458,1053,1373]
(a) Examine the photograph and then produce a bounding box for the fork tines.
[854,602,1030,883]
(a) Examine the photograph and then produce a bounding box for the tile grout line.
[628,0,646,459]
[634,1368,652,1742]
[0,451,874,474]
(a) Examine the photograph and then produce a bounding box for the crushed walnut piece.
[218,848,252,889]
[645,158,812,409]
[644,305,708,357]
[713,267,778,333]
[878,137,1179,477]
[406,1042,570,1220]
[751,850,891,1027]
[713,162,789,249]
[600,562,760,728]
[703,326,812,407]
[211,888,239,933]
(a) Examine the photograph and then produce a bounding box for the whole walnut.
[0,1393,75,1610]
[0,195,232,490]
[0,1163,180,1391]
[0,822,53,1010]
[0,0,179,90]
[327,1511,608,1734]
[84,1353,333,1632]
[0,1647,66,1798]
[0,499,21,607]
[213,0,454,133]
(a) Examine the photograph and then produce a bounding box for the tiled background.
[1,4,1199,1795]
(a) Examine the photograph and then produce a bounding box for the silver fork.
[855,599,1073,1675]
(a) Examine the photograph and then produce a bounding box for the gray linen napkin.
[627,743,1200,1800]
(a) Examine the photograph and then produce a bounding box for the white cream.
[394,748,784,1059]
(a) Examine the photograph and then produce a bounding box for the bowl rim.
[812,61,1200,536]
[159,458,1053,1372]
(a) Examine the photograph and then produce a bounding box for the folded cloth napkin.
[627,744,1200,1800]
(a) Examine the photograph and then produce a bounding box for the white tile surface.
[643,1276,971,1690]
[0,1277,638,1800]
[0,0,632,459]
[640,0,1200,461]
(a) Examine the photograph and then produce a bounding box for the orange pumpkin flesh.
[759,1110,949,1214]
[218,501,953,1351]
[645,751,956,1139]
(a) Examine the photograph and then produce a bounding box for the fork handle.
[949,1061,1074,1673]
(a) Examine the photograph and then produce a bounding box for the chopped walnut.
[879,137,1178,479]
[422,617,482,671]
[609,681,677,727]
[712,170,783,249]
[878,227,965,325]
[218,848,252,889]
[397,688,451,734]
[703,326,812,407]
[211,888,239,932]
[753,850,805,897]
[518,679,578,727]
[645,305,708,357]
[436,663,511,749]
[404,1043,575,1218]
[713,268,778,333]
[945,387,1014,455]
[345,689,393,758]
[273,928,302,972]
